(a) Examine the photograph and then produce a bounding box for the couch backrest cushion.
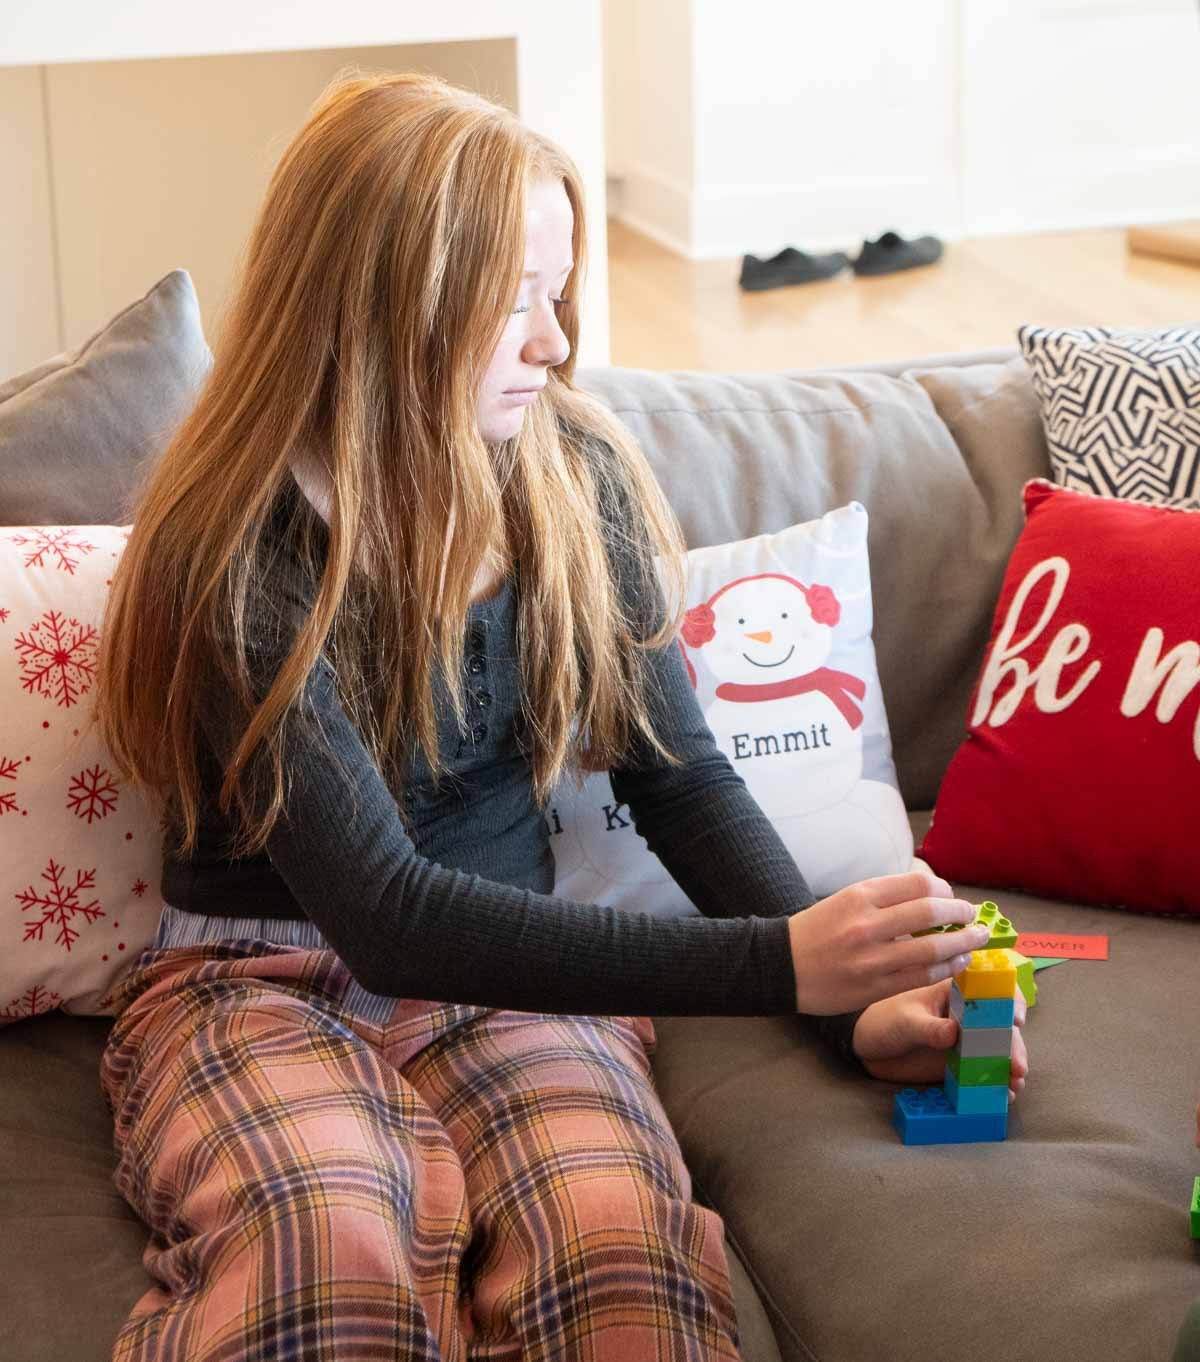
[0,270,211,527]
[575,356,1051,808]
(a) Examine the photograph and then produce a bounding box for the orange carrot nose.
[745,630,773,644]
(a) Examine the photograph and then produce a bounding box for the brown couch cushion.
[0,269,211,526]
[576,357,1051,809]
[646,812,1200,1362]
[0,1013,154,1360]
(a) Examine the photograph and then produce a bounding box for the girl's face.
[476,177,574,444]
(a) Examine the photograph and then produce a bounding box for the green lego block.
[1004,948,1038,1008]
[946,1050,1012,1087]
[914,899,1017,951]
[1191,1176,1200,1239]
[976,901,1017,950]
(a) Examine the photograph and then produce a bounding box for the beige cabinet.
[0,3,610,377]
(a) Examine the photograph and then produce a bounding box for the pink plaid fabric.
[99,938,742,1361]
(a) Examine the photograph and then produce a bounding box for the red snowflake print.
[131,877,148,896]
[0,754,21,816]
[6,527,99,574]
[16,856,104,951]
[0,606,9,623]
[1,981,62,1023]
[67,763,119,823]
[15,609,99,708]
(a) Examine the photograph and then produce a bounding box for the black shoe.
[739,246,850,291]
[852,230,944,276]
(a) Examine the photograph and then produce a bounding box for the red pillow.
[920,479,1200,915]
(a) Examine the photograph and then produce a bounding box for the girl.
[94,70,1022,1362]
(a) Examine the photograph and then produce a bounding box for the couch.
[1,287,1196,1361]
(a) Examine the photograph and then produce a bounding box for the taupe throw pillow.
[0,270,211,525]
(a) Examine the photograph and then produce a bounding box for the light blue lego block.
[944,1065,1010,1115]
[892,1087,1008,1144]
[949,980,1015,1029]
[956,1025,1013,1059]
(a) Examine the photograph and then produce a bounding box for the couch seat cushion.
[647,811,1200,1362]
[0,1014,153,1360]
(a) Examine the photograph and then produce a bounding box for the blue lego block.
[944,1065,1010,1115]
[892,1087,1008,1144]
[949,980,1015,1029]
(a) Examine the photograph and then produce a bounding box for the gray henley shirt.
[160,476,864,1060]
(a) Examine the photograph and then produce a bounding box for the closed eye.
[512,299,569,314]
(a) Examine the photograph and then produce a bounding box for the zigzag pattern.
[1019,324,1200,509]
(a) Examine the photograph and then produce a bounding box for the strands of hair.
[90,69,688,865]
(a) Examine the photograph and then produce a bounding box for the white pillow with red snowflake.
[547,502,915,914]
[0,525,165,1028]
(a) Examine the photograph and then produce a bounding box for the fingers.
[876,929,988,981]
[1010,984,1028,1100]
[879,895,985,941]
[864,956,971,1004]
[1009,1022,1029,1099]
[855,869,957,910]
[1010,1023,1028,1078]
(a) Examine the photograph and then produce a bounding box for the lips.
[504,385,545,394]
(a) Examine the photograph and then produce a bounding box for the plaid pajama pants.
[98,912,742,1362]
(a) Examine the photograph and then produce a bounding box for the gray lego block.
[955,1024,1013,1058]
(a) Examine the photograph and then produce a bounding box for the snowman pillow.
[546,501,914,916]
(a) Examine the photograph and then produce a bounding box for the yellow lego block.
[954,948,1018,1000]
[1002,948,1037,1008]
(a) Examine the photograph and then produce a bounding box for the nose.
[522,300,571,368]
[745,630,773,644]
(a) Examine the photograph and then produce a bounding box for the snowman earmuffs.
[680,573,841,650]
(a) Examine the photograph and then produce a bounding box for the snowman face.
[707,577,834,685]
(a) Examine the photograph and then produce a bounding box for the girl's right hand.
[786,870,992,1015]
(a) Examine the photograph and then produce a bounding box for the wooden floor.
[606,220,1200,372]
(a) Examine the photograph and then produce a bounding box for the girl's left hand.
[851,978,1028,1099]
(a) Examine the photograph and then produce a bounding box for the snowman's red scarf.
[714,667,866,730]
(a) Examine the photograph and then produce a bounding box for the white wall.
[603,0,1200,259]
[962,1,1200,234]
[601,0,637,211]
[0,0,610,377]
[603,0,695,248]
[0,67,59,371]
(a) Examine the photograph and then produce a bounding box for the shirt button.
[475,690,492,708]
[467,654,486,675]
[471,723,489,743]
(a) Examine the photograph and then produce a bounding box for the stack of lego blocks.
[894,903,1019,1146]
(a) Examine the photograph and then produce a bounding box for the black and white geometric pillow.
[1018,324,1200,509]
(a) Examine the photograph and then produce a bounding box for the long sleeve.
[603,509,866,1066]
[193,641,800,1019]
[609,632,867,1064]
